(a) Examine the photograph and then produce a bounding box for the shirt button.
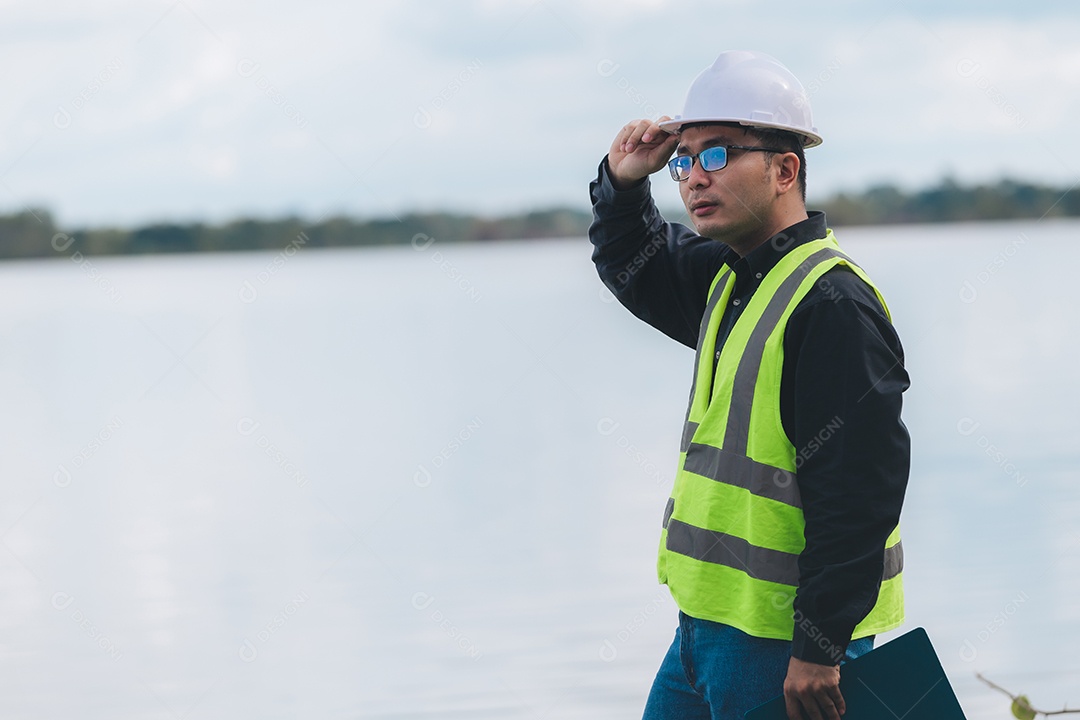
[755,272,763,279]
[733,298,741,306]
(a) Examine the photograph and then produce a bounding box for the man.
[589,51,909,720]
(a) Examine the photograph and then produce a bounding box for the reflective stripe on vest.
[657,232,905,641]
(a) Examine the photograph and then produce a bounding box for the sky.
[2,0,1079,228]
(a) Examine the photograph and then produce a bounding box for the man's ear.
[774,152,800,196]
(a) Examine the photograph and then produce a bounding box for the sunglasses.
[667,144,786,182]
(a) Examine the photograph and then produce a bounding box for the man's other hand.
[783,656,845,720]
[607,117,679,190]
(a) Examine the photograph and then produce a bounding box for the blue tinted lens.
[668,155,693,181]
[699,146,729,171]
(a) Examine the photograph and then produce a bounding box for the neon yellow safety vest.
[657,231,904,640]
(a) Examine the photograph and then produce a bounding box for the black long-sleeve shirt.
[589,159,910,665]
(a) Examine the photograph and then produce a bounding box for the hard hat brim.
[658,116,823,149]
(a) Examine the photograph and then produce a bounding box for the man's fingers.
[612,123,634,154]
[606,117,679,188]
[642,115,675,146]
[611,116,677,156]
[806,690,842,720]
[784,658,844,720]
[622,120,651,152]
[787,690,844,720]
[623,118,673,152]
[829,685,846,716]
[612,121,642,155]
[800,698,824,720]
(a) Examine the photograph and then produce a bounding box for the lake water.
[0,219,1077,719]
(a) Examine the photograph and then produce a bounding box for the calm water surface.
[0,220,1077,718]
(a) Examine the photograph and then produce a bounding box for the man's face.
[675,124,775,244]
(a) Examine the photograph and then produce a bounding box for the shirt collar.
[734,211,829,280]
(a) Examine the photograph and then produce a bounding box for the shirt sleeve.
[782,268,911,665]
[589,157,730,349]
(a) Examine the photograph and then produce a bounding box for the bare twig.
[976,673,1079,716]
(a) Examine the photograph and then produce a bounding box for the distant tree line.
[2,177,1078,261]
[0,208,592,261]
[816,177,1080,225]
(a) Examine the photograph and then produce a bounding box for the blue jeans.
[642,612,874,720]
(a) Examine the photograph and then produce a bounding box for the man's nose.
[687,158,712,188]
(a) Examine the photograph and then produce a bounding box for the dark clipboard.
[745,627,967,719]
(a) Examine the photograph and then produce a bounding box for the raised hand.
[606,116,679,190]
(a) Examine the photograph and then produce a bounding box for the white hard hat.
[659,50,822,148]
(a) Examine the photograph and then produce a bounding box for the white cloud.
[0,1,1078,226]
